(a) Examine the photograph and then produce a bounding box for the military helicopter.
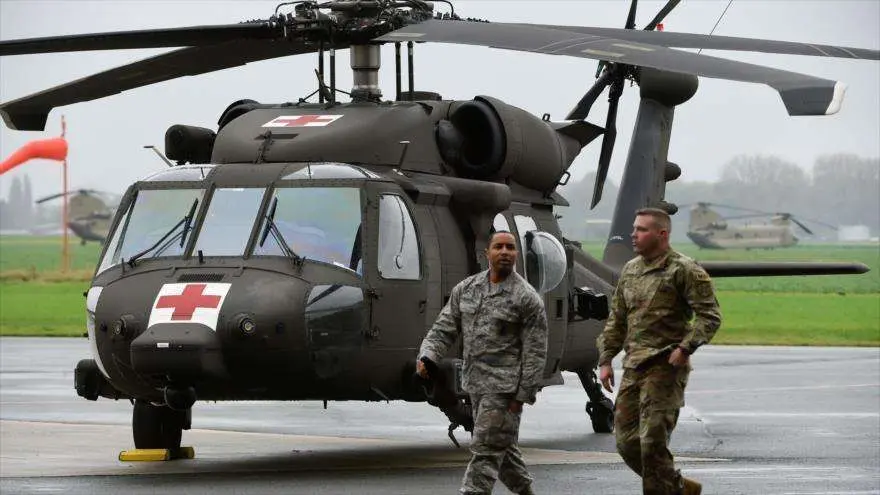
[684,202,838,250]
[0,0,874,454]
[34,189,117,244]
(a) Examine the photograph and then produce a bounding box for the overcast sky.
[1,0,878,205]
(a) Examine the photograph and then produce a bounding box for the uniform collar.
[479,269,518,295]
[636,249,674,274]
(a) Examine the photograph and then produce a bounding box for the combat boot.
[682,477,702,495]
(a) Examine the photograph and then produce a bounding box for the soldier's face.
[631,215,667,255]
[486,232,518,276]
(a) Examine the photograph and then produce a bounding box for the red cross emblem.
[262,115,343,128]
[155,284,222,321]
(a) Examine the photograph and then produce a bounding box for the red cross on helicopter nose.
[155,283,222,321]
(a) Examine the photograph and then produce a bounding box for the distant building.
[838,225,871,242]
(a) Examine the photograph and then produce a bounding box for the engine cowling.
[435,96,594,192]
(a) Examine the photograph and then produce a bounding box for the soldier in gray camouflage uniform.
[417,230,549,495]
[597,208,721,495]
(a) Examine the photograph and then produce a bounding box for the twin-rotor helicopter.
[0,0,874,454]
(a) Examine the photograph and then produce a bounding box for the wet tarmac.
[1,337,878,494]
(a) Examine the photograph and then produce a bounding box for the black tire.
[586,401,614,434]
[132,400,185,450]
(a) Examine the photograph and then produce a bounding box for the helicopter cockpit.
[96,163,383,275]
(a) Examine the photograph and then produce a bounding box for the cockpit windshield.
[98,188,205,273]
[253,187,362,273]
[97,179,364,275]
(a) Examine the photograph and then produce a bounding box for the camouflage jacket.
[418,270,549,404]
[597,249,722,369]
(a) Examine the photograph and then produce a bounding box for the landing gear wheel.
[586,399,614,434]
[132,400,186,450]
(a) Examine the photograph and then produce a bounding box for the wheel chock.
[118,446,195,462]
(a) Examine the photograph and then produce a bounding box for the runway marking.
[702,412,879,419]
[0,420,726,478]
[687,383,880,395]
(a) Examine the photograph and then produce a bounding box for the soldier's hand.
[599,364,615,392]
[416,359,429,378]
[508,400,523,413]
[668,347,690,368]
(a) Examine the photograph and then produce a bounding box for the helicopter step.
[576,368,614,434]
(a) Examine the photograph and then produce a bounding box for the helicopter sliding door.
[362,183,427,391]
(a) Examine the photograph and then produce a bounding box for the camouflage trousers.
[615,359,690,495]
[460,393,533,495]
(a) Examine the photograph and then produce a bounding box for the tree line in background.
[557,153,880,242]
[0,174,62,232]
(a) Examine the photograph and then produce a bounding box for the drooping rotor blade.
[1,39,342,130]
[0,22,280,56]
[644,0,681,31]
[35,188,103,204]
[35,192,68,204]
[526,24,879,60]
[790,217,814,235]
[699,261,869,277]
[378,20,851,116]
[591,77,624,209]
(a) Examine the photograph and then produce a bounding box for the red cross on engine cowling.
[155,284,222,321]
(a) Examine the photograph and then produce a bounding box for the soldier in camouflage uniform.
[417,231,549,495]
[597,208,721,495]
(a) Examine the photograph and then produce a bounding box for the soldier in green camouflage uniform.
[597,208,721,495]
[417,231,549,495]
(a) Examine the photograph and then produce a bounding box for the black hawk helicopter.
[34,189,117,244]
[0,0,874,453]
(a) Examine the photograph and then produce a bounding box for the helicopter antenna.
[699,0,735,55]
[143,145,173,168]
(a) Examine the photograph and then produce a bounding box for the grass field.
[0,236,878,344]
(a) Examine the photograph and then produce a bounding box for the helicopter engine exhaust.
[437,96,601,192]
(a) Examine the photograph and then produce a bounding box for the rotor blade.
[35,192,67,204]
[1,39,340,131]
[625,0,639,30]
[378,21,852,116]
[524,24,879,60]
[699,261,869,277]
[790,217,814,235]
[591,77,624,209]
[0,22,280,56]
[792,215,839,231]
[566,67,615,120]
[644,0,681,31]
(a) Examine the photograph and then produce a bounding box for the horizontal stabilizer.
[698,261,870,278]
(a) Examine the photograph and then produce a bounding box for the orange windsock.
[0,137,68,175]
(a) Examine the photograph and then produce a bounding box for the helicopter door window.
[100,188,205,267]
[492,213,510,233]
[523,231,567,294]
[513,215,538,279]
[253,187,362,273]
[377,194,420,280]
[193,188,266,256]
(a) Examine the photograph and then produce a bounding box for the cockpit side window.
[377,194,420,280]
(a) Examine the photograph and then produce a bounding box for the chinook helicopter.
[685,202,838,250]
[34,189,117,244]
[0,0,874,454]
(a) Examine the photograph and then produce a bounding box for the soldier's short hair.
[488,230,517,247]
[636,207,672,232]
